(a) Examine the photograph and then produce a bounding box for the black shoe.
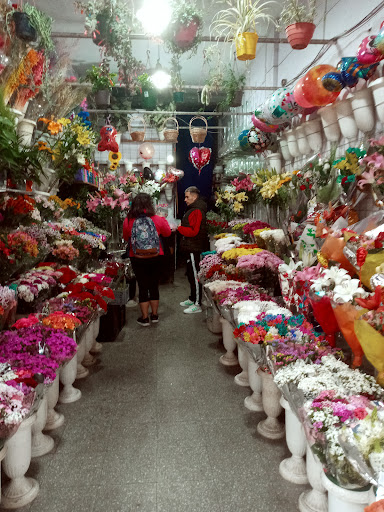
[137,317,150,327]
[150,314,159,323]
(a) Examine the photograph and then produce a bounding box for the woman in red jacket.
[123,193,171,326]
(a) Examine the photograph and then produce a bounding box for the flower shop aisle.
[10,270,306,512]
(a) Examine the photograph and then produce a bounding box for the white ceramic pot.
[157,129,165,141]
[369,76,384,124]
[9,108,24,126]
[164,183,173,202]
[44,371,64,431]
[59,353,82,404]
[90,317,102,354]
[318,104,340,142]
[303,118,323,152]
[351,88,375,133]
[76,336,89,379]
[17,119,36,146]
[335,98,358,141]
[295,125,311,155]
[279,397,308,485]
[31,395,54,457]
[82,324,96,367]
[268,152,282,173]
[321,473,371,512]
[299,445,328,512]
[286,129,300,158]
[257,370,285,439]
[279,138,291,161]
[207,311,222,334]
[234,341,250,387]
[2,414,39,508]
[244,357,263,412]
[219,317,238,366]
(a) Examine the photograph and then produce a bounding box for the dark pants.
[128,278,136,300]
[130,257,161,303]
[186,252,202,305]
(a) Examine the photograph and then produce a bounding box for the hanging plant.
[217,66,246,110]
[164,0,203,56]
[22,3,55,54]
[278,0,317,50]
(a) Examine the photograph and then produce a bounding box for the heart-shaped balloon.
[189,147,211,174]
[169,167,184,179]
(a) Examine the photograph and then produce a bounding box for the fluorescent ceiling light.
[137,0,172,36]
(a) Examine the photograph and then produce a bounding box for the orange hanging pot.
[235,32,258,61]
[285,22,316,50]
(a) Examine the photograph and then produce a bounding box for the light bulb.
[137,0,171,36]
[167,154,174,164]
[151,69,171,90]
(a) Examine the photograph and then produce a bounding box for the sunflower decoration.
[108,151,122,171]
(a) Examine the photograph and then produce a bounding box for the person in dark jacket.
[177,186,208,314]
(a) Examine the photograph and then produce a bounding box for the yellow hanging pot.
[235,32,258,61]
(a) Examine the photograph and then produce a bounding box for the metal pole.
[72,82,276,91]
[87,109,253,115]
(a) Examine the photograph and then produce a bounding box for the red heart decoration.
[189,146,212,174]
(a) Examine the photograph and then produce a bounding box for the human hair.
[185,186,200,196]
[129,193,155,219]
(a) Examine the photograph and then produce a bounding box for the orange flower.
[38,117,63,135]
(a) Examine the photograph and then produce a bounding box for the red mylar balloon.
[293,77,315,108]
[301,65,341,107]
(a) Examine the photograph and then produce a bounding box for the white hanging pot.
[369,76,384,124]
[279,138,291,161]
[285,129,300,158]
[164,183,173,202]
[295,125,311,155]
[351,87,375,133]
[318,104,341,142]
[268,152,282,173]
[335,98,358,141]
[303,118,323,152]
[157,128,165,141]
[321,473,371,512]
[17,119,36,146]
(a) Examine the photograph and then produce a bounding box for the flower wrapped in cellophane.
[278,260,303,309]
[292,265,322,316]
[355,309,384,386]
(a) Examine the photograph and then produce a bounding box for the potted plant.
[211,0,275,61]
[83,61,116,108]
[170,56,185,103]
[217,66,246,110]
[22,3,55,53]
[278,0,316,50]
[164,0,203,56]
[137,73,157,110]
[8,5,37,42]
[201,68,224,106]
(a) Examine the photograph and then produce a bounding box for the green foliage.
[164,0,203,56]
[83,62,116,93]
[137,73,154,91]
[217,66,246,111]
[278,0,316,27]
[23,3,55,53]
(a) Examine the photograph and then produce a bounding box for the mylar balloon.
[139,142,155,160]
[169,167,184,179]
[247,128,272,153]
[293,77,315,108]
[322,72,345,92]
[154,169,165,183]
[373,23,384,55]
[357,35,383,64]
[260,87,302,124]
[337,57,379,87]
[238,128,250,148]
[297,65,341,107]
[189,147,211,174]
[98,125,119,152]
[251,114,279,133]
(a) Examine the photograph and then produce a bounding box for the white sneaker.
[184,305,202,314]
[180,299,194,307]
[126,299,138,308]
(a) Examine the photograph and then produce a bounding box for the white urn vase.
[82,324,96,367]
[219,317,238,366]
[0,444,7,504]
[234,341,250,387]
[321,473,371,512]
[207,311,222,334]
[303,118,323,152]
[59,353,82,404]
[318,104,340,142]
[268,152,282,173]
[257,369,285,439]
[76,335,89,379]
[286,129,300,158]
[351,87,375,133]
[299,444,328,512]
[164,183,173,202]
[31,395,54,457]
[17,119,36,146]
[279,397,308,485]
[295,125,311,155]
[209,235,216,252]
[244,357,263,412]
[335,98,358,141]
[2,414,39,509]
[369,77,384,124]
[44,371,64,431]
[9,108,24,126]
[90,317,102,354]
[279,138,291,161]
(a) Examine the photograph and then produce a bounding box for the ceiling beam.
[52,32,333,45]
[87,109,253,116]
[76,82,276,91]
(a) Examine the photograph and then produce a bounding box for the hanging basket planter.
[163,117,179,143]
[285,22,315,50]
[12,12,37,42]
[235,32,258,61]
[189,116,208,144]
[141,89,157,110]
[173,91,184,103]
[231,90,244,107]
[174,20,199,49]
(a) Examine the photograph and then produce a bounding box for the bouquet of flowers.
[355,308,384,386]
[237,250,283,271]
[0,379,33,439]
[215,187,248,220]
[278,260,303,309]
[292,265,322,315]
[131,179,160,200]
[0,286,17,331]
[221,247,263,262]
[41,311,82,332]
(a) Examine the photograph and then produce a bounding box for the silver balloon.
[169,167,184,179]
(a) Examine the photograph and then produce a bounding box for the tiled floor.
[4,271,308,511]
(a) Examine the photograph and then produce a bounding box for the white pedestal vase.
[257,369,285,439]
[244,358,263,412]
[279,397,308,485]
[369,77,384,124]
[268,153,282,173]
[209,236,216,252]
[59,353,82,404]
[164,183,173,202]
[2,414,39,509]
[286,129,300,158]
[82,324,96,367]
[299,445,328,512]
[279,139,291,161]
[335,98,358,141]
[90,317,102,354]
[76,335,89,379]
[9,108,24,125]
[351,88,375,133]
[219,317,238,366]
[17,119,36,146]
[321,473,371,512]
[295,125,311,155]
[207,311,222,334]
[44,371,64,431]
[31,395,54,457]
[234,341,250,387]
[318,104,340,142]
[0,444,7,505]
[303,118,323,152]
